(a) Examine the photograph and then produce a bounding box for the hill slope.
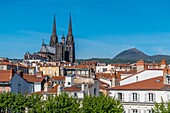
[114,48,170,61]
[114,48,149,60]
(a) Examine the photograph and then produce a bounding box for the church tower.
[65,13,75,62]
[50,14,58,47]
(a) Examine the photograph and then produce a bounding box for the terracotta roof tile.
[48,85,59,93]
[0,70,13,82]
[50,76,65,81]
[64,86,81,92]
[23,74,44,82]
[108,76,167,90]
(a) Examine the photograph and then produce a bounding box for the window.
[167,77,170,84]
[0,66,4,70]
[132,109,138,113]
[118,93,123,101]
[74,93,77,97]
[132,93,138,101]
[2,86,5,92]
[94,88,96,95]
[148,93,154,102]
[147,110,153,113]
[18,84,21,93]
[68,82,71,85]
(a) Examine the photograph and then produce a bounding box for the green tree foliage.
[43,93,80,113]
[25,94,44,113]
[81,95,124,113]
[152,98,170,113]
[0,92,124,113]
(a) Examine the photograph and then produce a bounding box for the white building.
[108,68,170,113]
[64,74,99,99]
[120,69,163,86]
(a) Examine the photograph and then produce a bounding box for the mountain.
[114,48,149,60]
[114,48,170,61]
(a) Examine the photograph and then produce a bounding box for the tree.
[152,98,170,113]
[11,93,27,113]
[0,92,16,113]
[81,94,124,113]
[43,93,80,113]
[25,94,44,113]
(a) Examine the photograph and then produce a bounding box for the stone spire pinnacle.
[52,13,57,36]
[68,13,72,36]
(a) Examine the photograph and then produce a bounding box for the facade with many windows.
[108,76,170,113]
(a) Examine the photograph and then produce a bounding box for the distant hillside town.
[1,14,170,112]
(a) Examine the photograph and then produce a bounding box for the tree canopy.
[0,92,124,113]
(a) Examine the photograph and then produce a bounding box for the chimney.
[44,82,49,92]
[81,82,85,92]
[163,67,170,84]
[19,71,24,78]
[57,85,62,95]
[10,68,15,79]
[136,60,145,73]
[161,58,167,69]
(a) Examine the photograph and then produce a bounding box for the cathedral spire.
[50,14,58,47]
[52,14,57,36]
[68,13,72,36]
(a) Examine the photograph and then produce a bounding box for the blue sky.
[1,0,170,59]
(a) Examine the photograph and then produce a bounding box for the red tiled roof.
[64,86,81,92]
[96,73,121,79]
[48,85,59,93]
[23,74,44,82]
[0,70,12,82]
[108,76,168,90]
[50,76,65,81]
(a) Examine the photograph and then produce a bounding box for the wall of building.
[39,66,60,77]
[120,70,163,86]
[11,74,30,94]
[34,82,42,92]
[109,90,170,113]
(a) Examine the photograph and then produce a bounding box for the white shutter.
[154,93,156,102]
[145,93,147,102]
[137,93,140,102]
[122,92,124,102]
[143,110,146,113]
[129,92,131,102]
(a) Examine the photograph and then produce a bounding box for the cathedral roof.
[40,44,55,54]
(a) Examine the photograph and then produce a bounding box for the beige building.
[39,66,60,77]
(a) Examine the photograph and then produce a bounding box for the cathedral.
[24,14,75,63]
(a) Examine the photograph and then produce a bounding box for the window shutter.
[122,92,124,102]
[138,93,140,102]
[145,93,147,102]
[154,93,156,102]
[168,93,169,100]
[129,92,131,102]
[143,110,146,113]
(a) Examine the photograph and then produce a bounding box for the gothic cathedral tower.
[65,13,75,62]
[50,14,58,47]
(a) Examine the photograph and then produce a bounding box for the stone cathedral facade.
[24,14,75,63]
